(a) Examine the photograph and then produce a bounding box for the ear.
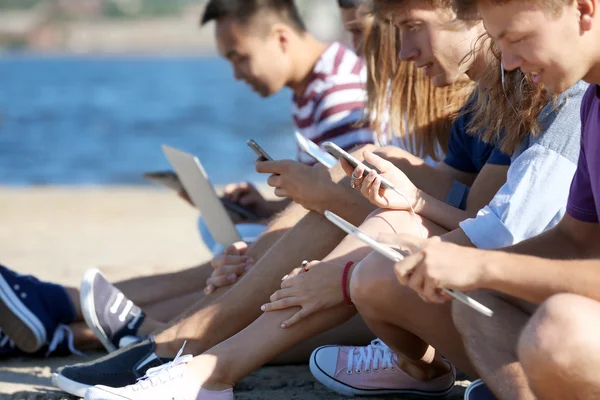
[578,0,596,32]
[271,23,291,53]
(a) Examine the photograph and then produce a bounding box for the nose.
[399,45,419,62]
[501,50,522,72]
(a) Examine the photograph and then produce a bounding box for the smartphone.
[324,210,494,318]
[295,132,337,168]
[322,141,397,192]
[247,139,273,161]
[143,171,185,192]
[220,197,260,221]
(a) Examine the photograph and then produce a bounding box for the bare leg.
[153,151,377,358]
[270,315,374,365]
[352,251,477,379]
[113,263,213,307]
[452,291,536,399]
[176,209,449,390]
[518,294,600,400]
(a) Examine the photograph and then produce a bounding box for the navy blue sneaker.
[52,337,172,397]
[0,265,76,353]
[80,269,146,353]
[0,329,24,358]
[465,379,497,400]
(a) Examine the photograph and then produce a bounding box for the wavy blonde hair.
[453,0,573,20]
[464,35,554,154]
[365,1,474,161]
[373,0,556,155]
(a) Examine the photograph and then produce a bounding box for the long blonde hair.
[372,0,555,155]
[365,4,474,161]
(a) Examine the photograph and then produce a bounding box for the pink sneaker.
[84,350,233,400]
[310,339,455,397]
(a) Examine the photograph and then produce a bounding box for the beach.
[0,187,469,399]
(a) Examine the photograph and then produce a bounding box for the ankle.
[186,354,236,389]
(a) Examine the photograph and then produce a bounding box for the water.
[0,55,297,186]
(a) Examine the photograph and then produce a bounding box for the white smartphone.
[322,141,397,191]
[324,210,494,318]
[295,132,337,168]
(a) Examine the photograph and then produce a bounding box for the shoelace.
[133,341,192,391]
[347,339,396,374]
[46,324,84,357]
[127,308,143,330]
[0,329,16,349]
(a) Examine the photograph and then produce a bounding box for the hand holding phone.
[323,210,494,318]
[247,139,273,161]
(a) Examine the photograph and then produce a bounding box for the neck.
[287,33,329,96]
[465,46,488,82]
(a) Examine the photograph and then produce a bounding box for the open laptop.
[161,145,242,248]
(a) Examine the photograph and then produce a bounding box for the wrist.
[479,250,504,290]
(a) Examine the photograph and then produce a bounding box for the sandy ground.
[0,187,469,399]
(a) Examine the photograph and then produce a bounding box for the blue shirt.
[443,100,511,173]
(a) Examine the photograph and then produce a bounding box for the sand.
[0,187,469,399]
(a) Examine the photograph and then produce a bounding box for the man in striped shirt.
[202,0,376,216]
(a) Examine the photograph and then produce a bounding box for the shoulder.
[530,81,588,162]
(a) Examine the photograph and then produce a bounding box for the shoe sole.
[0,273,46,353]
[309,348,454,398]
[52,372,92,398]
[80,269,117,353]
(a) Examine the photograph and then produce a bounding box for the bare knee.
[518,294,594,376]
[349,253,395,315]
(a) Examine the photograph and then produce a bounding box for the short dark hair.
[201,0,306,32]
[337,0,370,9]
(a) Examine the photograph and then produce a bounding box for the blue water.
[0,55,297,185]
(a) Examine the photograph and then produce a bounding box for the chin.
[431,74,453,88]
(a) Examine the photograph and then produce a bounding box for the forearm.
[315,182,377,226]
[415,191,472,231]
[483,251,600,304]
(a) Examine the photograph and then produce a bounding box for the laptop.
[161,145,242,248]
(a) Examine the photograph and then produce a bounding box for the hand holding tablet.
[323,210,494,318]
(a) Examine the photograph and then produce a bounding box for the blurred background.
[0,0,348,185]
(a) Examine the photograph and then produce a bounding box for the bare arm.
[480,215,600,303]
[415,164,509,231]
[377,146,477,202]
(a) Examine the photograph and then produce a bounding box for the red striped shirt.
[292,42,375,164]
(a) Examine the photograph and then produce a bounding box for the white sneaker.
[84,348,233,400]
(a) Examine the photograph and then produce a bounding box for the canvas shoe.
[310,339,455,397]
[80,268,146,352]
[464,379,497,400]
[85,346,233,400]
[0,265,76,353]
[53,337,172,397]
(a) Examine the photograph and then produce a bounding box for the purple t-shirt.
[567,85,600,222]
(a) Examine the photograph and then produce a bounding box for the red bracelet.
[342,261,355,306]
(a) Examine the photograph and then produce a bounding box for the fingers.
[301,260,319,272]
[204,272,239,294]
[267,174,283,189]
[210,254,251,269]
[363,151,391,172]
[256,160,286,175]
[407,261,425,295]
[281,309,309,328]
[371,175,390,207]
[394,251,425,285]
[269,288,296,302]
[340,158,354,177]
[225,241,249,256]
[261,297,300,312]
[350,164,366,190]
[224,182,250,203]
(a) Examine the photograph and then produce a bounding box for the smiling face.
[216,16,292,97]
[389,0,484,87]
[479,0,597,93]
